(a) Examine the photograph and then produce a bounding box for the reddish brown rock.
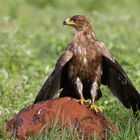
[6,97,118,140]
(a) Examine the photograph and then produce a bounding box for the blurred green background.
[0,0,140,139]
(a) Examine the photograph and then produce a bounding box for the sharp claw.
[75,98,88,105]
[90,104,102,112]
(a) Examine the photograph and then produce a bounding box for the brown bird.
[34,15,140,115]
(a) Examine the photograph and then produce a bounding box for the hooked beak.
[63,18,77,27]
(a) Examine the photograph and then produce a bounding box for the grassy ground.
[0,0,140,139]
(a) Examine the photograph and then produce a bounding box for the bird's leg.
[90,81,102,112]
[74,77,87,104]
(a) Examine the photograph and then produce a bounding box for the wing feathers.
[34,50,73,104]
[102,56,140,114]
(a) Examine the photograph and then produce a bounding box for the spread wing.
[101,47,140,114]
[34,50,73,104]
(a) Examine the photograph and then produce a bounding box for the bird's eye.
[71,18,76,22]
[70,15,79,22]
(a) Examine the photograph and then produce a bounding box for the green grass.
[0,0,140,139]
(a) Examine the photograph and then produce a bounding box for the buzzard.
[34,15,140,115]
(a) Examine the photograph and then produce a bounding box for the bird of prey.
[34,15,140,115]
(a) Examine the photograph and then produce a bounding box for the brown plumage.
[34,15,140,115]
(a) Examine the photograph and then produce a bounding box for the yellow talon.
[75,98,88,105]
[90,104,102,113]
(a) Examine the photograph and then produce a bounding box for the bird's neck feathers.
[73,30,96,46]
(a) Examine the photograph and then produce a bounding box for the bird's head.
[63,15,93,32]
